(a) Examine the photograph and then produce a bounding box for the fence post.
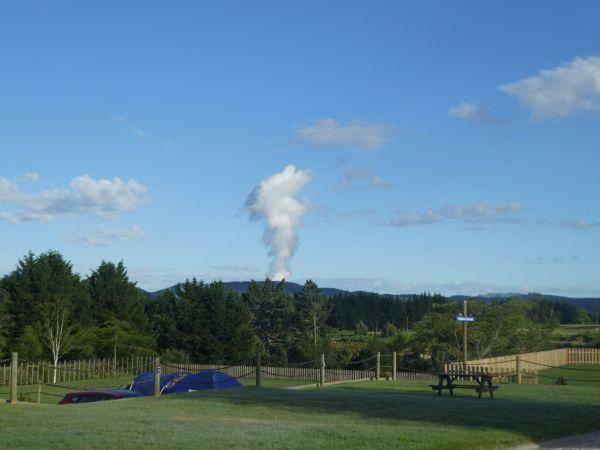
[516,355,522,385]
[392,352,397,381]
[320,354,326,386]
[153,356,161,398]
[255,353,262,388]
[37,383,42,404]
[10,352,18,405]
[376,352,381,380]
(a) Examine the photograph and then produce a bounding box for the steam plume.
[244,165,312,280]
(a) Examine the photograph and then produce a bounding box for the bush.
[160,348,191,364]
[17,392,34,402]
[555,376,567,385]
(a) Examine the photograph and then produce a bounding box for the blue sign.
[455,314,475,322]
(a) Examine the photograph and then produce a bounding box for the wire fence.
[2,348,599,404]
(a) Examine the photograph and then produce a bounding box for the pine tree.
[243,278,293,362]
[88,261,147,330]
[296,280,329,360]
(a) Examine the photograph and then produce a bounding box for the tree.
[146,289,179,351]
[295,280,329,360]
[411,304,461,364]
[72,319,155,359]
[1,252,85,380]
[88,261,148,330]
[576,308,592,325]
[0,288,10,357]
[166,280,255,363]
[383,322,398,337]
[15,325,43,361]
[243,278,294,362]
[355,321,369,335]
[411,299,553,365]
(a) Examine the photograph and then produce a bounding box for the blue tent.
[130,370,241,396]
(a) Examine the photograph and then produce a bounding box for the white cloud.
[499,56,600,118]
[386,202,525,227]
[24,172,39,183]
[210,264,260,273]
[65,225,145,246]
[442,202,525,222]
[337,208,379,219]
[244,165,312,280]
[111,115,146,138]
[533,255,579,264]
[387,209,439,227]
[559,218,600,230]
[339,167,392,190]
[311,276,600,297]
[296,118,390,150]
[0,175,147,223]
[448,102,494,122]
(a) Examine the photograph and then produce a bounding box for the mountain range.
[142,281,600,312]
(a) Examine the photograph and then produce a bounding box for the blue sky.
[1,1,599,296]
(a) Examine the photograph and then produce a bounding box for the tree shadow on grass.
[166,382,600,443]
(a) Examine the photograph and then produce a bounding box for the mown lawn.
[538,364,600,385]
[0,376,315,405]
[1,380,599,449]
[551,325,599,339]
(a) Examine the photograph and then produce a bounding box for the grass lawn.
[0,376,315,405]
[551,324,599,339]
[538,364,600,385]
[1,380,600,449]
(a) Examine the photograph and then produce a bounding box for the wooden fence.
[0,356,154,386]
[6,348,594,387]
[1,355,436,387]
[160,362,427,382]
[444,348,600,384]
[567,348,600,365]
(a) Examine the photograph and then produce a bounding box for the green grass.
[1,379,600,449]
[538,364,600,385]
[0,376,315,405]
[551,324,599,338]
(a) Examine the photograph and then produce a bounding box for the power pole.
[462,300,468,367]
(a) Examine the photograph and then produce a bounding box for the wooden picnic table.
[431,371,498,399]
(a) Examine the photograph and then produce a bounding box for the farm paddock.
[1,380,599,449]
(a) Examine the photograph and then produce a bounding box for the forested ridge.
[0,251,598,369]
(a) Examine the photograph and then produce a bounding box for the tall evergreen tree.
[1,251,86,379]
[295,280,329,360]
[243,278,293,362]
[171,280,255,363]
[87,261,147,330]
[0,288,10,356]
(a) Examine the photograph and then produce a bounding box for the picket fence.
[443,348,600,384]
[0,356,154,386]
[0,355,436,387]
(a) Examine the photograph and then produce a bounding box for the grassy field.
[1,379,599,449]
[538,364,600,385]
[0,376,316,405]
[551,324,599,339]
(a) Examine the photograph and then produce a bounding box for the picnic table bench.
[430,371,499,399]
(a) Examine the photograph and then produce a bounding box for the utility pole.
[462,300,468,367]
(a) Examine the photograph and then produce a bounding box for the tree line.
[0,251,596,369]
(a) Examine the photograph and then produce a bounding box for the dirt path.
[508,431,600,449]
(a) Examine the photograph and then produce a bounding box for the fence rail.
[1,355,437,388]
[4,347,597,389]
[0,356,154,386]
[443,348,600,384]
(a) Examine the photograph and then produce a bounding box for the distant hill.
[450,292,600,313]
[143,281,351,299]
[141,282,600,312]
